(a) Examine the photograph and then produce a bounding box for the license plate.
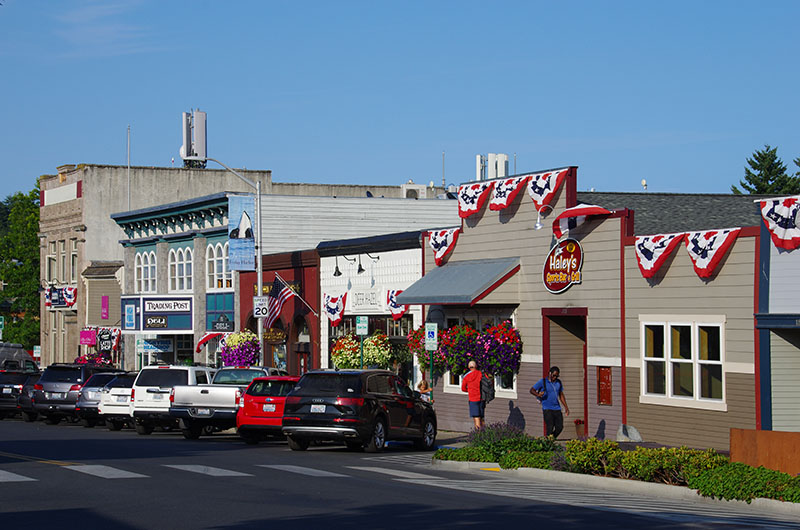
[310,404,325,413]
[1,388,9,394]
[116,395,128,402]
[262,404,276,412]
[195,408,211,416]
[47,392,65,400]
[152,394,163,400]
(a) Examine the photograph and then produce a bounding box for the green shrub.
[617,447,727,485]
[433,446,495,462]
[565,438,623,476]
[466,422,560,461]
[499,450,553,470]
[687,462,800,503]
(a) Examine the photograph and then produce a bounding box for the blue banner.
[228,195,256,271]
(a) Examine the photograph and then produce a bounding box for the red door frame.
[542,307,588,437]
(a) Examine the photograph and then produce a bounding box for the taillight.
[34,384,43,390]
[169,388,175,404]
[130,388,135,402]
[69,384,82,392]
[334,397,364,406]
[285,396,302,405]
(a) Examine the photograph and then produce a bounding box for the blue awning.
[395,257,520,306]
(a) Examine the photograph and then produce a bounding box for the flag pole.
[274,272,318,316]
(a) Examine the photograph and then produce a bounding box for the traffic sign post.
[0,316,5,329]
[425,323,438,402]
[253,296,270,319]
[356,316,368,369]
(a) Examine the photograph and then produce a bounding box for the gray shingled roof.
[577,192,767,235]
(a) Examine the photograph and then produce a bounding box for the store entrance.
[542,309,587,439]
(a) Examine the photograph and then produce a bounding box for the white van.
[130,365,215,435]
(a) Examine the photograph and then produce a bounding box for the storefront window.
[176,335,193,365]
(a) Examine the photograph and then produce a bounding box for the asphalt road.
[1,417,797,529]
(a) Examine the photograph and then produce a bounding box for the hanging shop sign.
[543,238,583,294]
[264,327,287,345]
[211,314,235,332]
[97,329,113,353]
[122,296,193,331]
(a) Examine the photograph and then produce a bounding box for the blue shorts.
[469,400,485,418]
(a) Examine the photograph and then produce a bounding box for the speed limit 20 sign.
[253,296,270,319]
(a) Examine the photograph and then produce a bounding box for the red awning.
[195,332,226,353]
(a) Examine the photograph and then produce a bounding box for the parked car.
[236,376,300,444]
[0,371,31,419]
[170,366,287,440]
[98,373,137,431]
[282,370,437,452]
[32,364,120,424]
[17,373,41,422]
[0,342,38,373]
[130,365,215,435]
[75,372,129,427]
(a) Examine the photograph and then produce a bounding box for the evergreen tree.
[0,188,40,348]
[731,145,800,195]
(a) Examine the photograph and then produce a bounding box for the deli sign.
[543,238,583,294]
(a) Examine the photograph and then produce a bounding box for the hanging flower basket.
[219,330,260,366]
[408,325,447,375]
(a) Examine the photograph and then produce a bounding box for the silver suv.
[33,364,120,424]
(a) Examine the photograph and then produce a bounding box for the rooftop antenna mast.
[442,151,445,188]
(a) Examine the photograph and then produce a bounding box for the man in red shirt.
[461,361,484,429]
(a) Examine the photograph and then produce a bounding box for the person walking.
[530,366,570,438]
[461,361,484,429]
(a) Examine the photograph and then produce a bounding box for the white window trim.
[168,247,193,293]
[443,370,465,394]
[136,251,157,294]
[639,315,727,412]
[442,370,518,399]
[206,242,232,292]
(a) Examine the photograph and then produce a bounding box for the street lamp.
[186,156,265,364]
[534,204,554,230]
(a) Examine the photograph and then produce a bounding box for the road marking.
[346,466,440,480]
[480,467,501,472]
[0,470,37,482]
[259,465,348,477]
[0,450,75,466]
[65,465,148,479]
[163,465,252,477]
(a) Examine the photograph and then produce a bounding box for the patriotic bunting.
[552,204,611,239]
[458,181,495,218]
[684,228,741,279]
[527,168,569,210]
[489,176,530,211]
[429,228,460,266]
[760,197,800,250]
[324,292,348,327]
[634,233,685,278]
[45,286,78,308]
[386,289,408,320]
[196,332,228,353]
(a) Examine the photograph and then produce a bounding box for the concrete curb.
[431,459,800,517]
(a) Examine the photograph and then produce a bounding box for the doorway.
[542,308,587,439]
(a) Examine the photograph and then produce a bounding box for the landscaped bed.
[433,423,800,504]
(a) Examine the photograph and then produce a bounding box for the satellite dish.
[428,180,435,188]
[641,179,647,190]
[366,191,373,198]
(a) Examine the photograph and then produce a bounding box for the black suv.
[281,370,437,452]
[0,371,37,419]
[33,364,123,424]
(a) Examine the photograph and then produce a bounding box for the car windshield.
[106,375,136,388]
[39,367,81,383]
[135,369,188,388]
[0,373,29,384]
[84,373,120,388]
[212,369,265,385]
[291,373,361,396]
[247,380,297,397]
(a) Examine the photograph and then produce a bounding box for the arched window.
[206,242,232,291]
[169,247,193,292]
[136,251,157,293]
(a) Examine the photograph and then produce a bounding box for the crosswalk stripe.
[163,465,252,477]
[259,465,348,477]
[0,470,37,482]
[346,466,440,480]
[65,465,148,479]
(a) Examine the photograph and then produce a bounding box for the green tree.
[0,188,41,348]
[731,145,800,195]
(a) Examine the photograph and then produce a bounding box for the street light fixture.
[534,204,554,230]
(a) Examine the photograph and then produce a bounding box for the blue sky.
[1,1,798,199]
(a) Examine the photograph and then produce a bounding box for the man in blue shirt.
[530,366,570,438]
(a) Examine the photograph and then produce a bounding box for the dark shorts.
[469,400,485,418]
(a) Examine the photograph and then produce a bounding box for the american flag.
[265,277,296,328]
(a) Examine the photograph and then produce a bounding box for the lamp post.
[190,157,265,364]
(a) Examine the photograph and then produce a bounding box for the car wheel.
[107,420,123,431]
[21,411,37,423]
[414,419,437,451]
[182,424,203,440]
[0,412,6,420]
[364,418,386,453]
[82,418,96,428]
[44,415,61,425]
[287,435,309,451]
[135,422,154,435]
